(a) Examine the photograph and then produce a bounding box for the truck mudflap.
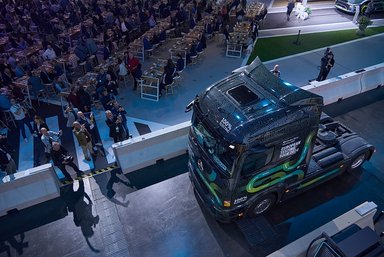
[338,134,375,161]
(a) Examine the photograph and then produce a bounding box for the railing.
[303,63,384,105]
[112,121,190,173]
[0,163,60,216]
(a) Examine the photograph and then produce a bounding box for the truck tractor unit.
[186,58,375,222]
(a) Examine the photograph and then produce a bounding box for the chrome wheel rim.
[254,199,272,214]
[351,154,365,169]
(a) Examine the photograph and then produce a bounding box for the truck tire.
[247,194,276,217]
[360,4,368,15]
[348,151,369,171]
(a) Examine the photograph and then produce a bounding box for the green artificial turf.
[247,26,384,64]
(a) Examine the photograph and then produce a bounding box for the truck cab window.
[241,148,274,176]
[192,117,237,176]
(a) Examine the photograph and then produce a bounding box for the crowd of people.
[0,0,264,181]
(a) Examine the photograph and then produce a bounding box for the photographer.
[105,110,126,143]
[40,127,62,162]
[64,104,79,128]
[73,121,95,161]
[77,111,102,151]
[51,142,82,182]
[111,101,131,140]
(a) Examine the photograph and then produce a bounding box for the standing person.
[323,52,335,81]
[40,128,62,162]
[0,141,16,175]
[76,87,92,112]
[127,52,140,91]
[316,54,328,81]
[73,122,95,161]
[77,111,103,150]
[106,74,119,96]
[271,64,281,78]
[32,115,49,166]
[118,57,128,79]
[286,0,295,21]
[105,110,126,143]
[51,142,82,182]
[111,101,131,139]
[10,98,34,142]
[317,51,335,81]
[64,104,79,128]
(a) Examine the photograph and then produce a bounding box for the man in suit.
[105,110,126,143]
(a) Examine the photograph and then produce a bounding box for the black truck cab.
[187,58,374,222]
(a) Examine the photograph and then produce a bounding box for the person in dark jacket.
[317,52,335,81]
[0,138,16,175]
[111,101,131,139]
[286,0,295,21]
[159,61,174,95]
[32,115,49,166]
[176,54,184,71]
[77,87,92,112]
[51,142,82,181]
[105,110,126,143]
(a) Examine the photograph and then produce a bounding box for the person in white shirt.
[118,58,128,77]
[9,98,34,142]
[271,64,281,78]
[40,127,62,160]
[42,45,57,60]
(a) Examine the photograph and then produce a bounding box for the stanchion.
[293,30,301,45]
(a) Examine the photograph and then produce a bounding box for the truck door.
[235,131,316,202]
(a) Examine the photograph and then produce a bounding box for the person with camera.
[73,121,95,161]
[40,127,62,162]
[51,141,82,182]
[77,111,102,151]
[105,110,126,143]
[111,101,131,140]
[64,104,79,128]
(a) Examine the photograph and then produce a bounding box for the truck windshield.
[192,114,237,176]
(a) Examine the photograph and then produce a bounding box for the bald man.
[51,142,82,181]
[40,127,62,161]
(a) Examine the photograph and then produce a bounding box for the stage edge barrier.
[303,63,384,105]
[114,64,383,174]
[112,121,191,173]
[267,201,377,257]
[0,163,61,216]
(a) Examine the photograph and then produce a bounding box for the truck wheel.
[349,151,368,171]
[360,4,368,15]
[248,194,276,217]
